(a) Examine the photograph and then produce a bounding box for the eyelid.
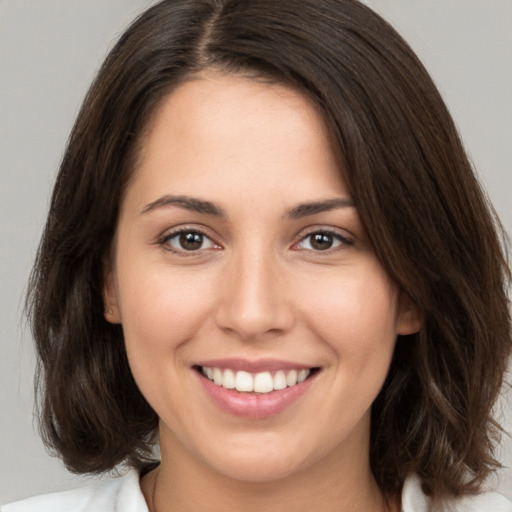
[292,226,353,251]
[158,225,222,255]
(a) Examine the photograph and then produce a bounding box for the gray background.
[1,0,511,505]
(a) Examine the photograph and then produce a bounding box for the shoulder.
[401,474,512,512]
[1,469,148,512]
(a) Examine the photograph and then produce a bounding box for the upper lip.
[194,358,316,373]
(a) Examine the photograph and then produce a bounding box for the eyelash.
[159,227,219,256]
[293,229,353,252]
[158,228,353,255]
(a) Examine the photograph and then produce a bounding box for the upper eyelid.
[160,224,217,241]
[295,225,354,241]
[162,226,206,237]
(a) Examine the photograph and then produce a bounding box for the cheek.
[296,263,399,433]
[115,262,219,416]
[117,261,216,354]
[299,261,399,363]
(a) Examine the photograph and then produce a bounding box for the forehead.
[143,72,333,156]
[125,72,347,213]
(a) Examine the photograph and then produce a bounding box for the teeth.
[298,369,309,383]
[286,369,298,386]
[254,372,274,393]
[213,368,223,386]
[223,369,236,389]
[273,370,287,390]
[235,371,253,392]
[201,366,312,393]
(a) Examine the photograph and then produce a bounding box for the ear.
[103,264,122,324]
[396,292,423,335]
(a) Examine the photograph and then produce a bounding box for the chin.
[207,454,306,483]
[194,432,322,483]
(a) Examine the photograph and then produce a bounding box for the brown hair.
[27,0,511,503]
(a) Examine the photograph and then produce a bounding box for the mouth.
[192,359,321,418]
[195,365,320,394]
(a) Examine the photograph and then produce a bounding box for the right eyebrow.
[141,195,226,217]
[286,197,355,219]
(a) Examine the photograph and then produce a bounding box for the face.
[105,73,421,483]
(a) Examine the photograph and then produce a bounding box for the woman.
[3,0,511,510]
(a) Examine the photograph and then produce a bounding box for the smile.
[194,359,321,418]
[200,366,311,393]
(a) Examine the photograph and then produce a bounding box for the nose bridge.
[215,241,292,340]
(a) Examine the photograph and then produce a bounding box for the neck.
[141,429,398,512]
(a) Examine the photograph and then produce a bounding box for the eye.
[296,230,351,251]
[161,229,218,253]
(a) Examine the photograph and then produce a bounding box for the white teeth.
[201,366,312,393]
[273,370,287,390]
[213,368,223,386]
[297,369,309,383]
[286,369,298,386]
[254,372,274,393]
[235,371,253,392]
[223,369,236,389]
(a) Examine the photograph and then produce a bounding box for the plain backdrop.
[1,0,511,505]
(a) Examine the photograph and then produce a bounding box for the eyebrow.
[141,195,355,219]
[286,198,355,219]
[141,195,226,217]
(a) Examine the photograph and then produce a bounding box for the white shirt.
[2,470,511,511]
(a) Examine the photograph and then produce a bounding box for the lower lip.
[196,371,317,419]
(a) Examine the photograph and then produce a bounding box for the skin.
[104,73,421,511]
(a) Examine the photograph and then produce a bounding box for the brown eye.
[179,232,204,250]
[163,230,216,252]
[296,230,351,252]
[310,233,335,250]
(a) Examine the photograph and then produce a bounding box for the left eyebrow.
[286,198,355,219]
[141,195,226,217]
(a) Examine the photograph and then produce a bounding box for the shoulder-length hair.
[27,0,511,502]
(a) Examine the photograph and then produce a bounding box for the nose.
[214,249,295,341]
